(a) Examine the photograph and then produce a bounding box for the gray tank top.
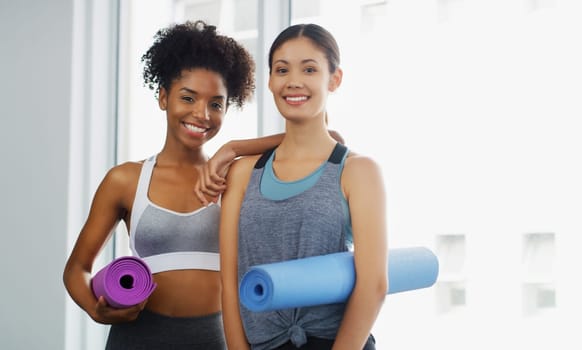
[129,155,221,274]
[238,143,351,349]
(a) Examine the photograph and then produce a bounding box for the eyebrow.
[273,58,320,65]
[179,87,225,100]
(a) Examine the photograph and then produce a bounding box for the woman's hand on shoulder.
[194,144,238,205]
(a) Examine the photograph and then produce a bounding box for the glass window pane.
[290,0,582,348]
[183,1,221,25]
[291,0,321,19]
[234,0,258,31]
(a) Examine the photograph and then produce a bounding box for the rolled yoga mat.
[91,256,157,309]
[239,246,438,312]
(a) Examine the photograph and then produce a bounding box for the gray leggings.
[105,309,226,350]
[273,334,376,350]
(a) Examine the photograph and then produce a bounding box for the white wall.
[0,0,119,349]
[0,0,73,349]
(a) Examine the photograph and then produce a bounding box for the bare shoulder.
[103,161,142,188]
[222,155,261,202]
[343,152,383,178]
[341,151,386,202]
[91,161,142,207]
[90,161,144,213]
[227,155,261,182]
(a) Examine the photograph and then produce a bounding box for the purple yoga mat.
[90,256,157,309]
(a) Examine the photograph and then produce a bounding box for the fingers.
[206,160,227,187]
[195,162,227,205]
[96,295,109,314]
[94,296,146,324]
[194,167,210,206]
[194,186,209,206]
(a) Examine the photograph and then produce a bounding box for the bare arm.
[332,156,388,350]
[219,157,256,350]
[195,130,344,204]
[195,134,284,204]
[63,165,146,324]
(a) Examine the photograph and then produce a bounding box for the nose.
[287,71,303,89]
[192,100,210,121]
[287,81,302,88]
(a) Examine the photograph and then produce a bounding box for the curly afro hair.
[141,20,255,109]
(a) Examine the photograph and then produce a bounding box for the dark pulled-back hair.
[142,20,255,109]
[268,23,340,74]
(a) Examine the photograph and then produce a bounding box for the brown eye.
[211,102,224,111]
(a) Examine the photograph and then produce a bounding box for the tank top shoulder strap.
[255,143,346,169]
[328,144,352,246]
[129,155,156,243]
[135,155,156,200]
[254,147,276,169]
[328,143,348,164]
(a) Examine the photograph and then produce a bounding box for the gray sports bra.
[129,155,220,273]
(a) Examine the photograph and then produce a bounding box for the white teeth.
[286,96,308,102]
[184,123,206,133]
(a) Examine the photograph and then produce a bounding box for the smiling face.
[268,36,342,123]
[159,68,228,149]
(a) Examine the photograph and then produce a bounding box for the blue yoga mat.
[239,246,439,312]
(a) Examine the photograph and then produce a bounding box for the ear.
[328,67,343,92]
[158,87,168,111]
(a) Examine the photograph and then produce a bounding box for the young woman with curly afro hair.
[62,20,319,349]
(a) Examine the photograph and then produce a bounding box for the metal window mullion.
[256,0,290,136]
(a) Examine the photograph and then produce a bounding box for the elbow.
[62,257,80,290]
[62,262,72,290]
[376,277,388,304]
[370,272,388,305]
[355,274,388,305]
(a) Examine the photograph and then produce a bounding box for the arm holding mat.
[239,246,439,312]
[91,256,157,309]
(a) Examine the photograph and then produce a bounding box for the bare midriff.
[145,269,221,317]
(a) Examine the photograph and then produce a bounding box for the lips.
[285,95,309,105]
[182,122,208,134]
